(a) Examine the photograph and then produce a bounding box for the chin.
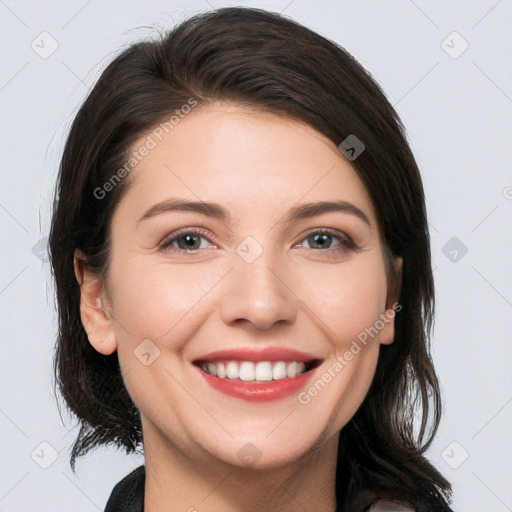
[196,424,333,471]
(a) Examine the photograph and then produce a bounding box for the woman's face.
[81,103,400,469]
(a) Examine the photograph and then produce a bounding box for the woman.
[49,7,453,512]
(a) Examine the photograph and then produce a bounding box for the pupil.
[178,234,200,250]
[310,234,331,249]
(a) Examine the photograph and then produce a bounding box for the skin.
[75,103,401,512]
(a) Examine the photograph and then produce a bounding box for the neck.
[142,420,339,512]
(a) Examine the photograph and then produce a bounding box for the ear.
[379,256,403,346]
[74,250,117,355]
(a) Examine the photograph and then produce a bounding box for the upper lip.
[193,347,323,363]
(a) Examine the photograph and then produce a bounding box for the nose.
[220,256,297,330]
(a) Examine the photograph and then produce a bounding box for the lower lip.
[196,365,317,402]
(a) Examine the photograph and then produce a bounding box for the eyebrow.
[138,198,370,226]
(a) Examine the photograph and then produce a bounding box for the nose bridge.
[219,235,297,329]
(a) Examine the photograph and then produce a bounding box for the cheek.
[296,255,388,432]
[107,257,220,425]
[108,255,225,344]
[308,253,388,341]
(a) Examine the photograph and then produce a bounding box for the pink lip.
[194,346,320,363]
[196,367,318,402]
[192,346,322,402]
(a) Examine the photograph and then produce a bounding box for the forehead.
[115,103,377,227]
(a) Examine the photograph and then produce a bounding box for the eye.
[158,227,359,255]
[294,228,359,253]
[159,227,217,252]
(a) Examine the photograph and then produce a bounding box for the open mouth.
[194,359,322,382]
[191,347,324,401]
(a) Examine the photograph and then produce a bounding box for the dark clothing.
[104,465,452,512]
[105,466,145,512]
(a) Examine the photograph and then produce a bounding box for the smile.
[198,360,317,381]
[193,347,323,401]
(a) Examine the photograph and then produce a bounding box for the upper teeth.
[200,361,307,381]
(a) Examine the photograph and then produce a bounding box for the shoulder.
[104,465,145,512]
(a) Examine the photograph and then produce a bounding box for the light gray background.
[1,1,511,511]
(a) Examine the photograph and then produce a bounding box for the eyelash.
[159,227,360,256]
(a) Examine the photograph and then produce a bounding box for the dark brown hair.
[49,7,452,511]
